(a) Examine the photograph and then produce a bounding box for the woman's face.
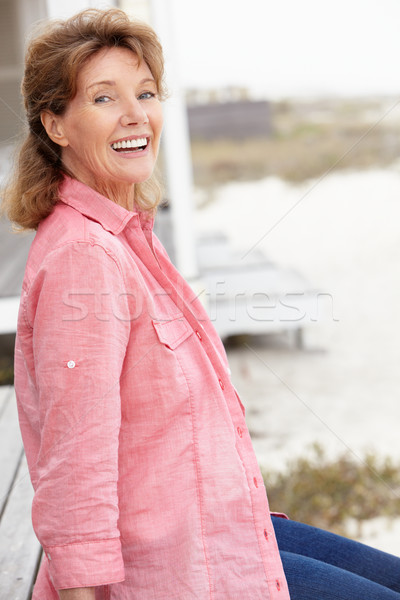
[45,46,163,197]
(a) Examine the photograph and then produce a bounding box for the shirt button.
[47,553,51,560]
[237,426,243,438]
[67,360,76,369]
[195,330,202,341]
[253,477,258,488]
[276,579,281,591]
[263,529,268,541]
[218,378,224,390]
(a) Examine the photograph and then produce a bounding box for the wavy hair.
[2,8,166,230]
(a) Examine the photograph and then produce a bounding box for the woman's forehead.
[78,47,152,88]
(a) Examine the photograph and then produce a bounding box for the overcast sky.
[168,0,400,98]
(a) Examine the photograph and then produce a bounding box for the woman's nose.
[120,98,149,127]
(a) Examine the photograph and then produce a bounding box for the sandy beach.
[195,167,400,554]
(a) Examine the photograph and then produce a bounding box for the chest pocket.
[152,314,193,350]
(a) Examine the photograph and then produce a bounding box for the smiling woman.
[40,46,163,210]
[0,8,291,600]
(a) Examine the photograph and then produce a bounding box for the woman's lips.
[111,136,149,152]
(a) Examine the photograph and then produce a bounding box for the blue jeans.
[272,516,400,599]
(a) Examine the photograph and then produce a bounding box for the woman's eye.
[138,91,156,100]
[94,95,112,104]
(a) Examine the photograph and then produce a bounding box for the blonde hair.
[2,8,166,230]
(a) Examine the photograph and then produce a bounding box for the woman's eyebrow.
[86,80,115,90]
[86,77,156,91]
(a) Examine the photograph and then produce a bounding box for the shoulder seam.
[22,240,127,330]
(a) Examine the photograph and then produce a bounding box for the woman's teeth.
[111,137,148,152]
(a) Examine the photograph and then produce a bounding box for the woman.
[2,8,400,600]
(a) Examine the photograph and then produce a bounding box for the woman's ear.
[40,111,69,147]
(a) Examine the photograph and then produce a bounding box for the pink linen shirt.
[14,176,290,600]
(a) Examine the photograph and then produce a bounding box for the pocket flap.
[152,315,193,350]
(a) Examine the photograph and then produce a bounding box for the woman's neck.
[97,181,136,211]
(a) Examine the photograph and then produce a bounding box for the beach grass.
[263,443,400,537]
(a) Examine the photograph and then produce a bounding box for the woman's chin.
[115,165,156,186]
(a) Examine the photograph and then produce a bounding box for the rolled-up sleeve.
[26,240,130,589]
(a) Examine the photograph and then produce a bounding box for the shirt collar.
[58,176,153,235]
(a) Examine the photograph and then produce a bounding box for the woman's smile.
[110,136,149,153]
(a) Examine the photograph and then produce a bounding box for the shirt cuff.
[44,537,125,590]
